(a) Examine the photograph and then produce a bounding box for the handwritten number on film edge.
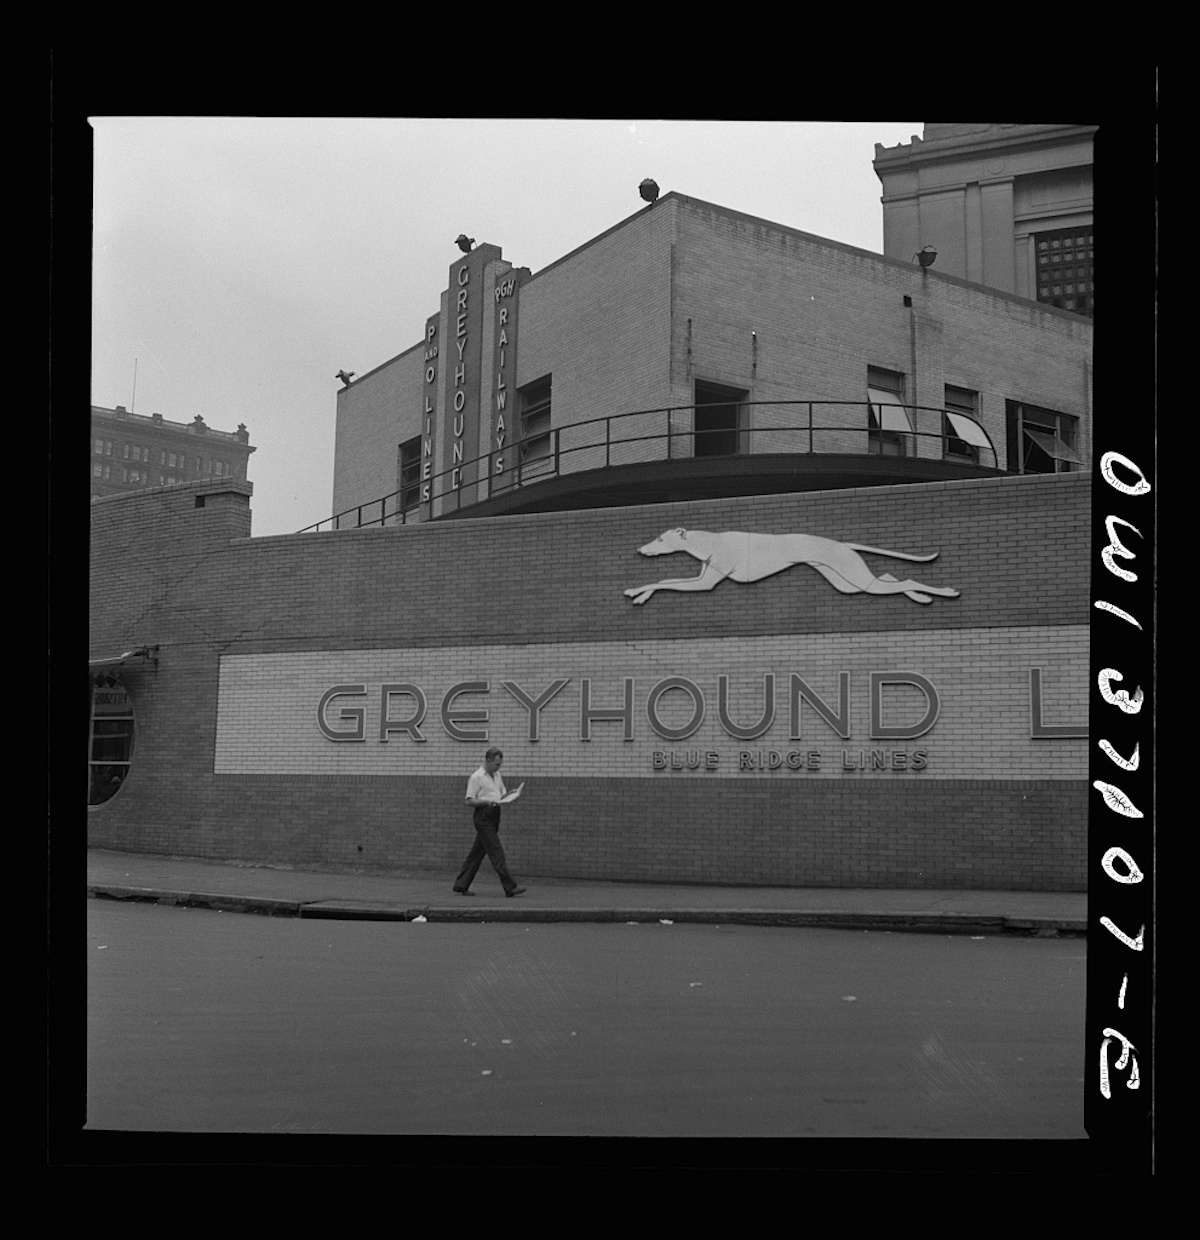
[1095,451,1151,1101]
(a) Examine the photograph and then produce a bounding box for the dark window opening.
[399,435,421,511]
[519,376,553,465]
[89,677,134,806]
[694,380,746,457]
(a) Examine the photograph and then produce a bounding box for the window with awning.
[943,385,995,466]
[1022,425,1083,465]
[867,368,913,457]
[1005,401,1082,474]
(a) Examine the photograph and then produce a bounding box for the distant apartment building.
[90,404,255,500]
[873,123,1095,317]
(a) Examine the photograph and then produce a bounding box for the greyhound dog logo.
[624,528,960,605]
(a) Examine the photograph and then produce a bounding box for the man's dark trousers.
[455,805,518,895]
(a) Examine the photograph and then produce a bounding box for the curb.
[87,885,1085,936]
[89,885,303,918]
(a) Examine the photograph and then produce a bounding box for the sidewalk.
[86,849,1087,936]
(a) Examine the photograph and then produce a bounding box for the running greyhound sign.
[623,528,961,605]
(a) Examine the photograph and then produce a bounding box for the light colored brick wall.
[514,201,677,475]
[88,470,1090,889]
[327,195,1091,521]
[215,625,1086,780]
[669,196,1091,470]
[331,345,424,522]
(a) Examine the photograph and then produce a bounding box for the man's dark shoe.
[453,888,476,896]
[506,886,528,898]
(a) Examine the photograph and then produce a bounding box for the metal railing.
[299,400,998,533]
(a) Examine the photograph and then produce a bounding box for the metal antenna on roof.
[131,358,138,413]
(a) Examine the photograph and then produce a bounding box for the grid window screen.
[1035,227,1094,317]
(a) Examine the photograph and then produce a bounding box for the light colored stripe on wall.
[215,627,1088,780]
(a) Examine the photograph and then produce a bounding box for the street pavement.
[86,849,1087,936]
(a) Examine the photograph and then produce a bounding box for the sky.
[90,119,925,539]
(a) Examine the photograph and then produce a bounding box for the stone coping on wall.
[89,476,254,510]
[249,468,1090,546]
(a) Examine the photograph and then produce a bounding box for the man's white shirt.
[466,767,506,804]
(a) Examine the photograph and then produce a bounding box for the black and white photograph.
[65,117,1153,1171]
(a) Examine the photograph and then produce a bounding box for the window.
[94,438,104,455]
[93,462,103,478]
[399,435,421,511]
[867,367,913,457]
[1034,226,1093,317]
[132,445,141,462]
[694,380,747,457]
[1005,401,1082,474]
[942,385,994,466]
[103,465,110,480]
[89,675,134,806]
[518,376,553,466]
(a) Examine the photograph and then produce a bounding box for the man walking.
[453,747,527,897]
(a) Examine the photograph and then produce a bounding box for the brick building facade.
[88,187,1095,891]
[330,192,1091,528]
[91,404,255,501]
[872,124,1095,316]
[88,468,1089,891]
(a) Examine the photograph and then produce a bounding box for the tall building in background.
[873,124,1095,317]
[90,404,255,501]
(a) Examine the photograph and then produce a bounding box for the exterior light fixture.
[455,234,476,253]
[336,370,356,387]
[639,178,660,204]
[915,245,938,269]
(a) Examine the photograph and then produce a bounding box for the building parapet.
[873,123,1097,169]
[89,475,253,508]
[92,405,254,447]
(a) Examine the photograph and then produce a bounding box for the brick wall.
[516,201,676,437]
[669,196,1091,467]
[88,470,1090,890]
[331,344,424,522]
[327,195,1092,525]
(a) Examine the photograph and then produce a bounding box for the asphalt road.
[85,901,1086,1138]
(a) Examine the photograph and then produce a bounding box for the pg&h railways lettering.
[492,272,518,474]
